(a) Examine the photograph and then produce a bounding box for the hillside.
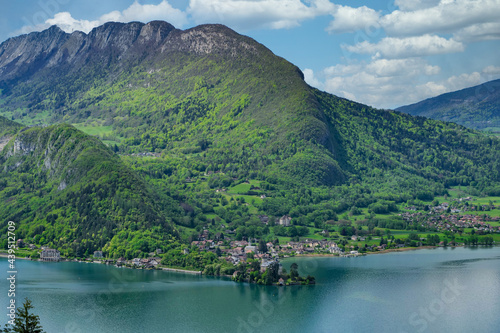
[0,119,180,257]
[396,79,500,132]
[0,22,500,256]
[0,21,346,186]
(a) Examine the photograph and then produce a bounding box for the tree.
[1,298,45,333]
[265,261,280,285]
[290,262,299,280]
[258,239,267,253]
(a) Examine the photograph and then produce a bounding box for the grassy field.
[0,109,51,126]
[73,123,122,145]
[227,180,262,195]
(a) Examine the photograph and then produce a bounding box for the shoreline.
[0,253,32,260]
[365,245,439,255]
[161,267,202,275]
[291,245,465,258]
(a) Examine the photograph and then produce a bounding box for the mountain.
[396,79,500,131]
[0,118,180,257]
[0,22,500,256]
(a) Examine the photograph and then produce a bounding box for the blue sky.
[1,0,499,109]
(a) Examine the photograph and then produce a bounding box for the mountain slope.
[0,22,499,251]
[396,79,500,131]
[0,21,347,186]
[0,118,179,257]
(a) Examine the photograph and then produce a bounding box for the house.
[245,246,256,254]
[259,215,269,224]
[329,244,342,254]
[40,248,60,262]
[116,258,126,266]
[149,258,161,266]
[93,251,103,258]
[278,215,292,226]
[260,259,275,272]
[16,239,24,248]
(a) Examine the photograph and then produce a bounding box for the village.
[9,196,500,275]
[401,198,500,235]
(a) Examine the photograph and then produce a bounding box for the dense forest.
[1,21,500,259]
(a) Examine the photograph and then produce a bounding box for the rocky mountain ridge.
[0,21,263,82]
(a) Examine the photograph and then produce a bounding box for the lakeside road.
[161,267,202,275]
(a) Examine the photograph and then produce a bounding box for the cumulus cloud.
[45,12,99,33]
[482,65,500,75]
[305,58,500,109]
[326,5,380,33]
[14,1,188,36]
[365,58,440,77]
[394,0,440,11]
[454,21,500,42]
[303,68,323,89]
[344,35,464,59]
[304,60,500,109]
[187,0,333,30]
[304,59,444,108]
[381,0,500,37]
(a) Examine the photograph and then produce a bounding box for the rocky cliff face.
[0,21,263,82]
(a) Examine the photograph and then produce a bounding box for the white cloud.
[306,58,443,108]
[381,0,500,38]
[14,1,188,36]
[444,72,482,92]
[323,63,362,76]
[303,68,323,89]
[454,21,500,42]
[45,12,99,33]
[309,61,500,109]
[326,5,380,33]
[344,35,464,59]
[114,1,188,27]
[187,0,333,30]
[482,65,500,75]
[366,58,440,77]
[394,0,440,11]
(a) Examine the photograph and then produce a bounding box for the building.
[40,248,60,262]
[245,245,256,254]
[93,251,103,258]
[278,215,292,226]
[16,239,24,248]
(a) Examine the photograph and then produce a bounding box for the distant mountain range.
[397,79,500,132]
[1,21,499,256]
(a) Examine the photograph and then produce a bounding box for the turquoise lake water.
[1,246,499,332]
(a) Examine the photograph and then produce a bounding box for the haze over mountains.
[397,79,500,132]
[0,21,499,255]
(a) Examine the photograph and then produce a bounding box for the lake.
[2,247,500,332]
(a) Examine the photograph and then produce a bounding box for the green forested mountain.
[396,79,500,131]
[0,120,179,257]
[0,21,500,257]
